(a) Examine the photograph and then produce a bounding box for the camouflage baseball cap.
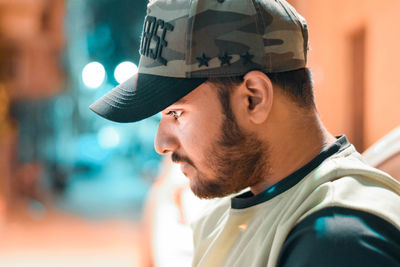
[90,0,308,122]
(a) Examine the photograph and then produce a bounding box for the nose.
[154,120,179,155]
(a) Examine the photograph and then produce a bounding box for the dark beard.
[189,103,270,199]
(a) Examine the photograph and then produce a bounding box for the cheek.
[178,112,221,155]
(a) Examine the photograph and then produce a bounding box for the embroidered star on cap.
[196,53,211,67]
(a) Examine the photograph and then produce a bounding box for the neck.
[250,109,336,195]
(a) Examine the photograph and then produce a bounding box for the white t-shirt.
[192,136,400,267]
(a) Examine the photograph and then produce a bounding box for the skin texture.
[155,71,337,198]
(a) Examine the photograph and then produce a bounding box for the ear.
[238,70,273,124]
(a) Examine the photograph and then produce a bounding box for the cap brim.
[89,73,207,123]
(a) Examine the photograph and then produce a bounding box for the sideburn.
[199,86,270,197]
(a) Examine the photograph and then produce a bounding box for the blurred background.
[0,0,399,266]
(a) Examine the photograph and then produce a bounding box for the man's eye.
[166,110,183,120]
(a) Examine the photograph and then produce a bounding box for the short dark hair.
[208,68,315,109]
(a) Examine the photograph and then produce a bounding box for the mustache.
[171,153,195,167]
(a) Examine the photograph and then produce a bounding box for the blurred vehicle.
[363,126,400,181]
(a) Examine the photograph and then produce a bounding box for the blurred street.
[0,213,142,267]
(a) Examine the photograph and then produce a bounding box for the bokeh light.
[114,61,138,84]
[98,126,120,148]
[82,62,106,88]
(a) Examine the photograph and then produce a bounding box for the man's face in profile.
[154,81,269,199]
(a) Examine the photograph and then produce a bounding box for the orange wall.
[0,0,65,99]
[293,0,400,150]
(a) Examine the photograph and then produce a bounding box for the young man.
[90,0,400,266]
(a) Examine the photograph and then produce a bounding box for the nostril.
[154,135,177,155]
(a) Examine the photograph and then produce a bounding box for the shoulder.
[277,207,400,267]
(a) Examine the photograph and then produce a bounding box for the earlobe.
[243,71,273,124]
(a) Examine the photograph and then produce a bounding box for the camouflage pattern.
[89,0,309,123]
[138,0,308,78]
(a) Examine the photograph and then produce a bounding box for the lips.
[179,162,193,178]
[171,153,195,167]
